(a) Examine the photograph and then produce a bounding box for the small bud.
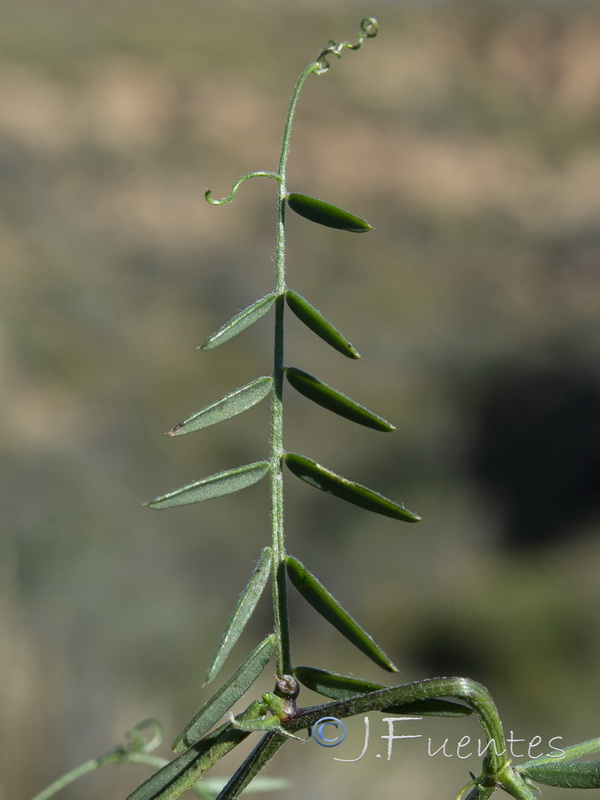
[276,674,300,699]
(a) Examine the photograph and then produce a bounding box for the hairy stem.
[269,60,320,675]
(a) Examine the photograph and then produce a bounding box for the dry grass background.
[1,1,599,798]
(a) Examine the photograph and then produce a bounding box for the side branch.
[287,676,507,773]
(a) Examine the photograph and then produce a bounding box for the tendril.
[205,171,281,205]
[124,718,163,754]
[314,17,379,74]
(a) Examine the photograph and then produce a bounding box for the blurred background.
[1,0,599,797]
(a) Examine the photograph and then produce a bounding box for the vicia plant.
[33,17,600,800]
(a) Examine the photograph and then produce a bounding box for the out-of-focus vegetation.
[1,1,599,798]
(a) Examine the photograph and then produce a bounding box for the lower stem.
[270,199,291,675]
[269,380,291,675]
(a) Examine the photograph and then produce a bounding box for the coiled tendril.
[205,171,281,206]
[314,17,379,74]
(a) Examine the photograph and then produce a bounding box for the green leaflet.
[213,732,288,800]
[168,377,273,436]
[283,452,421,523]
[519,737,600,769]
[172,634,276,753]
[204,548,273,685]
[293,666,471,717]
[285,367,394,432]
[286,193,373,233]
[146,461,270,510]
[199,293,277,350]
[285,290,360,359]
[519,762,600,789]
[125,737,220,800]
[206,775,290,799]
[285,556,397,672]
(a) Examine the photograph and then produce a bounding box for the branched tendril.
[204,18,378,209]
[314,17,379,74]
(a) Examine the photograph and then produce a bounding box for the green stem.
[496,765,539,800]
[277,64,319,191]
[287,676,508,774]
[269,60,320,676]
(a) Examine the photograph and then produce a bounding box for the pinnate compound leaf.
[200,293,277,350]
[293,666,471,717]
[519,762,600,789]
[285,290,360,359]
[204,548,273,686]
[172,634,276,753]
[285,367,394,432]
[285,556,397,672]
[169,377,273,436]
[283,452,421,523]
[286,193,373,233]
[146,461,270,510]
